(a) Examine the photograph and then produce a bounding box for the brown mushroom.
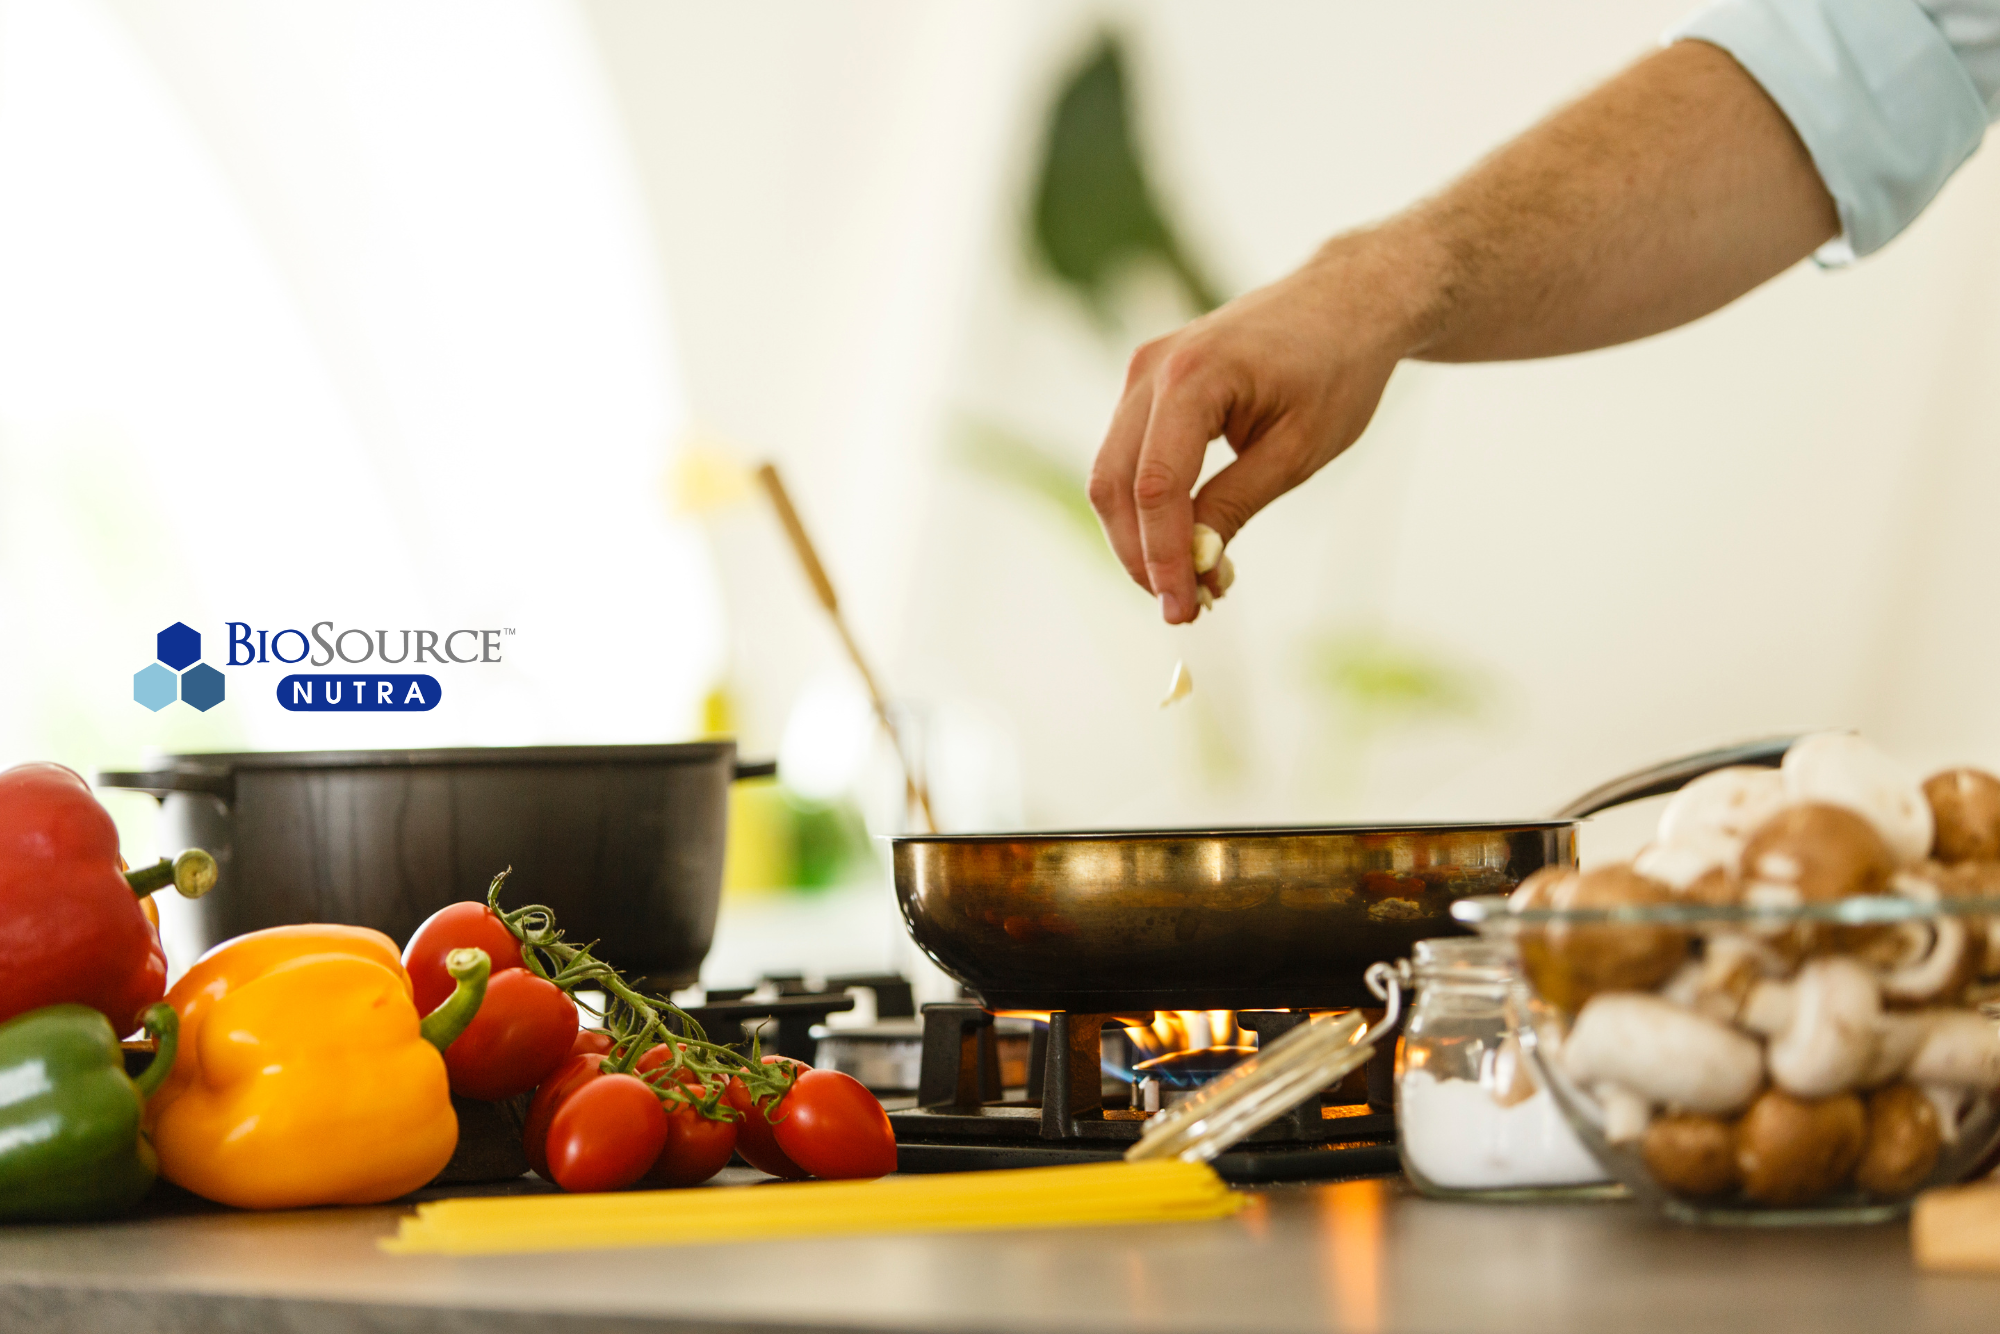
[1924,768,2000,864]
[1741,803,1894,903]
[1509,865,1573,912]
[1854,1083,1943,1196]
[1734,1089,1866,1207]
[1740,803,1894,957]
[1642,1113,1741,1198]
[1514,865,1687,1012]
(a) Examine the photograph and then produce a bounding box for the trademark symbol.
[503,628,516,635]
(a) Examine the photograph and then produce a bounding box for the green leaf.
[1029,34,1221,318]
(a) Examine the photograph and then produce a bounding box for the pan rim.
[891,820,1576,844]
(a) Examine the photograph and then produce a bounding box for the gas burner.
[1130,1046,1256,1110]
[887,1004,1398,1183]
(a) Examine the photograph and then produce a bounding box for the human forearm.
[1090,37,1844,625]
[1387,39,1838,362]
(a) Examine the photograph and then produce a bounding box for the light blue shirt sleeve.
[1670,0,1999,263]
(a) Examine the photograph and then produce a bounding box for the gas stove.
[886,1003,1399,1183]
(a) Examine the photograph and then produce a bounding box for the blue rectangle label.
[277,674,441,711]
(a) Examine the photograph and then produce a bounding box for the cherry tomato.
[642,1099,739,1187]
[524,1053,605,1181]
[546,1073,670,1193]
[771,1069,896,1180]
[403,901,526,1015]
[628,1043,740,1187]
[442,967,579,1101]
[726,1057,811,1179]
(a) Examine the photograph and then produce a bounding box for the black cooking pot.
[99,743,773,989]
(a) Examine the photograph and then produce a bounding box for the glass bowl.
[1453,892,2000,1225]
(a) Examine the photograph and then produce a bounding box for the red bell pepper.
[0,763,216,1034]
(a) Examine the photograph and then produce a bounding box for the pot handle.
[97,769,235,803]
[1552,734,1802,820]
[733,759,778,781]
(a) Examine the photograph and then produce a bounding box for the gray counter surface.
[1,1170,1995,1334]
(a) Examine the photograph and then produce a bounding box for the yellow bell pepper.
[148,924,488,1210]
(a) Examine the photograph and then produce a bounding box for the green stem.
[419,948,491,1052]
[133,1003,178,1099]
[479,868,799,1107]
[125,849,219,900]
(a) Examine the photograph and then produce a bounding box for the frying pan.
[891,737,1794,1012]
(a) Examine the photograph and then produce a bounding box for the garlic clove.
[1191,524,1224,575]
[1160,660,1193,708]
[1211,553,1236,596]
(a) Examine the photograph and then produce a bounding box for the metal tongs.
[1125,963,1408,1163]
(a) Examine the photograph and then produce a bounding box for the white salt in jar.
[1395,936,1613,1199]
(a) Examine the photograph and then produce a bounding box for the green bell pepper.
[0,1001,176,1221]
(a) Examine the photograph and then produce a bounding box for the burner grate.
[887,1004,1400,1183]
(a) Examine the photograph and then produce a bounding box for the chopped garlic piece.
[1195,586,1215,611]
[1160,660,1193,708]
[1191,524,1223,575]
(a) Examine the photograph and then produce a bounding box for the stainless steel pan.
[891,737,1793,1012]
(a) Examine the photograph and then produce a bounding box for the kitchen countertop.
[2,1170,1996,1334]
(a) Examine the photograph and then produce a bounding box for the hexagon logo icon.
[156,622,201,670]
[134,663,178,712]
[180,662,226,712]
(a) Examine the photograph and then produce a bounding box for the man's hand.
[1087,235,1436,624]
[1089,41,1835,625]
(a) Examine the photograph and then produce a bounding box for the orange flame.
[1124,1009,1244,1060]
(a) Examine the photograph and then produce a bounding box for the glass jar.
[1395,936,1615,1199]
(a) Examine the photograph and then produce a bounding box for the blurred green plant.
[1303,626,1488,737]
[789,791,874,890]
[1030,33,1220,320]
[951,417,1112,561]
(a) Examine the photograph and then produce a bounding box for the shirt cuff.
[1670,0,1989,263]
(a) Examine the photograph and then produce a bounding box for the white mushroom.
[1900,1012,2000,1145]
[1904,1011,2000,1091]
[1634,835,1740,896]
[1743,956,1882,1099]
[1658,766,1789,852]
[1593,1083,1653,1145]
[1658,934,1785,1025]
[1859,1010,1937,1088]
[1867,872,1981,1007]
[1562,992,1764,1117]
[1921,1084,1974,1146]
[1782,732,1935,866]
